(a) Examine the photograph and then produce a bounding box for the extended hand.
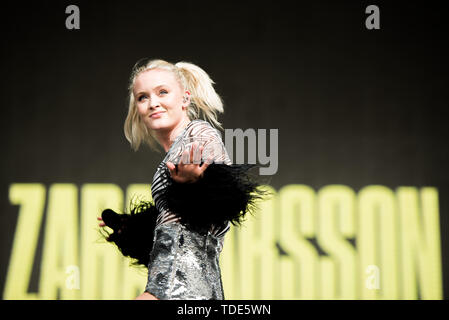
[166,141,213,183]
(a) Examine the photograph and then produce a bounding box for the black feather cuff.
[100,201,158,267]
[159,162,270,234]
[100,163,271,267]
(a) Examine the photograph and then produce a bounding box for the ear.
[182,90,191,109]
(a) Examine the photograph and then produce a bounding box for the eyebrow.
[135,84,169,96]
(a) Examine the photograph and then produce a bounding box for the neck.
[155,117,192,152]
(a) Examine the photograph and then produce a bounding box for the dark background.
[0,0,448,299]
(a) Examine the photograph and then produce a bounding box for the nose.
[149,95,160,110]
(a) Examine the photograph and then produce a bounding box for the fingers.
[166,161,177,176]
[189,142,195,164]
[166,161,175,170]
[97,217,106,227]
[187,141,202,164]
[179,142,203,166]
[193,143,203,164]
[200,155,214,174]
[171,141,213,183]
[180,149,190,165]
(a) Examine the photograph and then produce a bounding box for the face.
[133,68,189,133]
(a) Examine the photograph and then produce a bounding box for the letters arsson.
[177,304,211,318]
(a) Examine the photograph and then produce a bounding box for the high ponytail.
[124,59,225,152]
[175,62,224,130]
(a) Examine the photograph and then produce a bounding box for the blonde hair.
[124,59,224,152]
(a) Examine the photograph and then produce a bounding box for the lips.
[150,111,165,118]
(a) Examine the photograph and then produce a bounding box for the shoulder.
[186,120,222,142]
[183,120,231,165]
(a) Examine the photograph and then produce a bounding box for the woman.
[98,59,267,300]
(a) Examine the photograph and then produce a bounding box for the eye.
[137,95,147,102]
[159,89,168,95]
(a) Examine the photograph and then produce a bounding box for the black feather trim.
[99,163,271,267]
[100,200,158,267]
[159,162,271,234]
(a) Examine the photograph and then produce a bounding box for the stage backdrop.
[1,0,448,299]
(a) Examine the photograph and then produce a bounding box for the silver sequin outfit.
[145,120,232,300]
